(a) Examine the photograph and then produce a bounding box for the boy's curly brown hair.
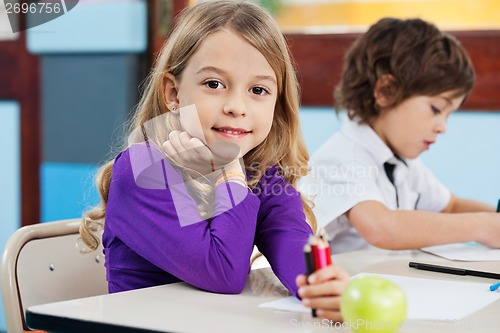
[335,18,475,124]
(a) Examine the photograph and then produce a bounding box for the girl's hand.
[296,265,350,321]
[162,130,243,177]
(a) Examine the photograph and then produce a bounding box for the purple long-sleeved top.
[103,143,312,296]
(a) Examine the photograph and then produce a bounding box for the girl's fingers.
[168,131,187,153]
[209,142,241,166]
[188,138,212,155]
[298,279,345,298]
[302,295,341,311]
[178,131,194,148]
[188,137,206,148]
[162,141,178,157]
[296,274,307,288]
[308,265,349,284]
[175,132,214,162]
[189,138,212,160]
[164,131,242,174]
[185,138,215,172]
[316,309,343,322]
[168,131,202,158]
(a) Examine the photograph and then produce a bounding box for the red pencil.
[313,239,331,270]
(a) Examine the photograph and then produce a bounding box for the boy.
[300,18,500,253]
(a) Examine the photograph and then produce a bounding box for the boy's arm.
[442,195,496,213]
[346,200,500,249]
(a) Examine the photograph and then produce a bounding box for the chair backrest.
[1,219,108,333]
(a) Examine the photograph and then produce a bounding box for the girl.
[79,0,348,314]
[301,18,500,254]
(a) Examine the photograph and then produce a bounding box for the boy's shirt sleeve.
[105,146,260,294]
[300,142,385,237]
[253,168,313,298]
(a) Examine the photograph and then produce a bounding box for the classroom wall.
[40,54,143,222]
[421,111,500,205]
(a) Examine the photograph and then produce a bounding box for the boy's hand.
[296,265,349,321]
[477,212,500,248]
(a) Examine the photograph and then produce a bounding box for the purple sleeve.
[253,168,313,297]
[106,148,260,294]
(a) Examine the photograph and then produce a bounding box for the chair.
[1,219,108,333]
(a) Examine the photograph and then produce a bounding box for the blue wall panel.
[0,101,20,332]
[299,108,343,153]
[420,112,500,206]
[41,54,142,164]
[27,1,147,54]
[41,162,99,222]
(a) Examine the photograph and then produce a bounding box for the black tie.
[384,162,399,208]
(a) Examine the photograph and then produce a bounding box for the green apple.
[341,276,407,333]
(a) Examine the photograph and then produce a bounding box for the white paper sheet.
[421,242,500,261]
[259,296,310,314]
[258,273,500,320]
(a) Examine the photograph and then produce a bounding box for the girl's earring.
[171,105,178,113]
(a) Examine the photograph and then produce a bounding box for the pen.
[409,262,500,280]
[314,241,332,270]
[309,235,319,271]
[490,199,500,292]
[303,243,316,317]
[304,244,315,277]
[490,281,500,292]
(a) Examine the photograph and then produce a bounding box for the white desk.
[27,249,500,333]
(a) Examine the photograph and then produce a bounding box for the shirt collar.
[341,117,406,167]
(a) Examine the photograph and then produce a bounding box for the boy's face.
[164,29,278,158]
[372,91,465,159]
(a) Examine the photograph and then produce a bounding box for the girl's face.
[372,91,465,159]
[164,29,277,157]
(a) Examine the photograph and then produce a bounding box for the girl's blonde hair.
[80,0,316,250]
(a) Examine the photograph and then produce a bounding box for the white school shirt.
[299,117,451,253]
